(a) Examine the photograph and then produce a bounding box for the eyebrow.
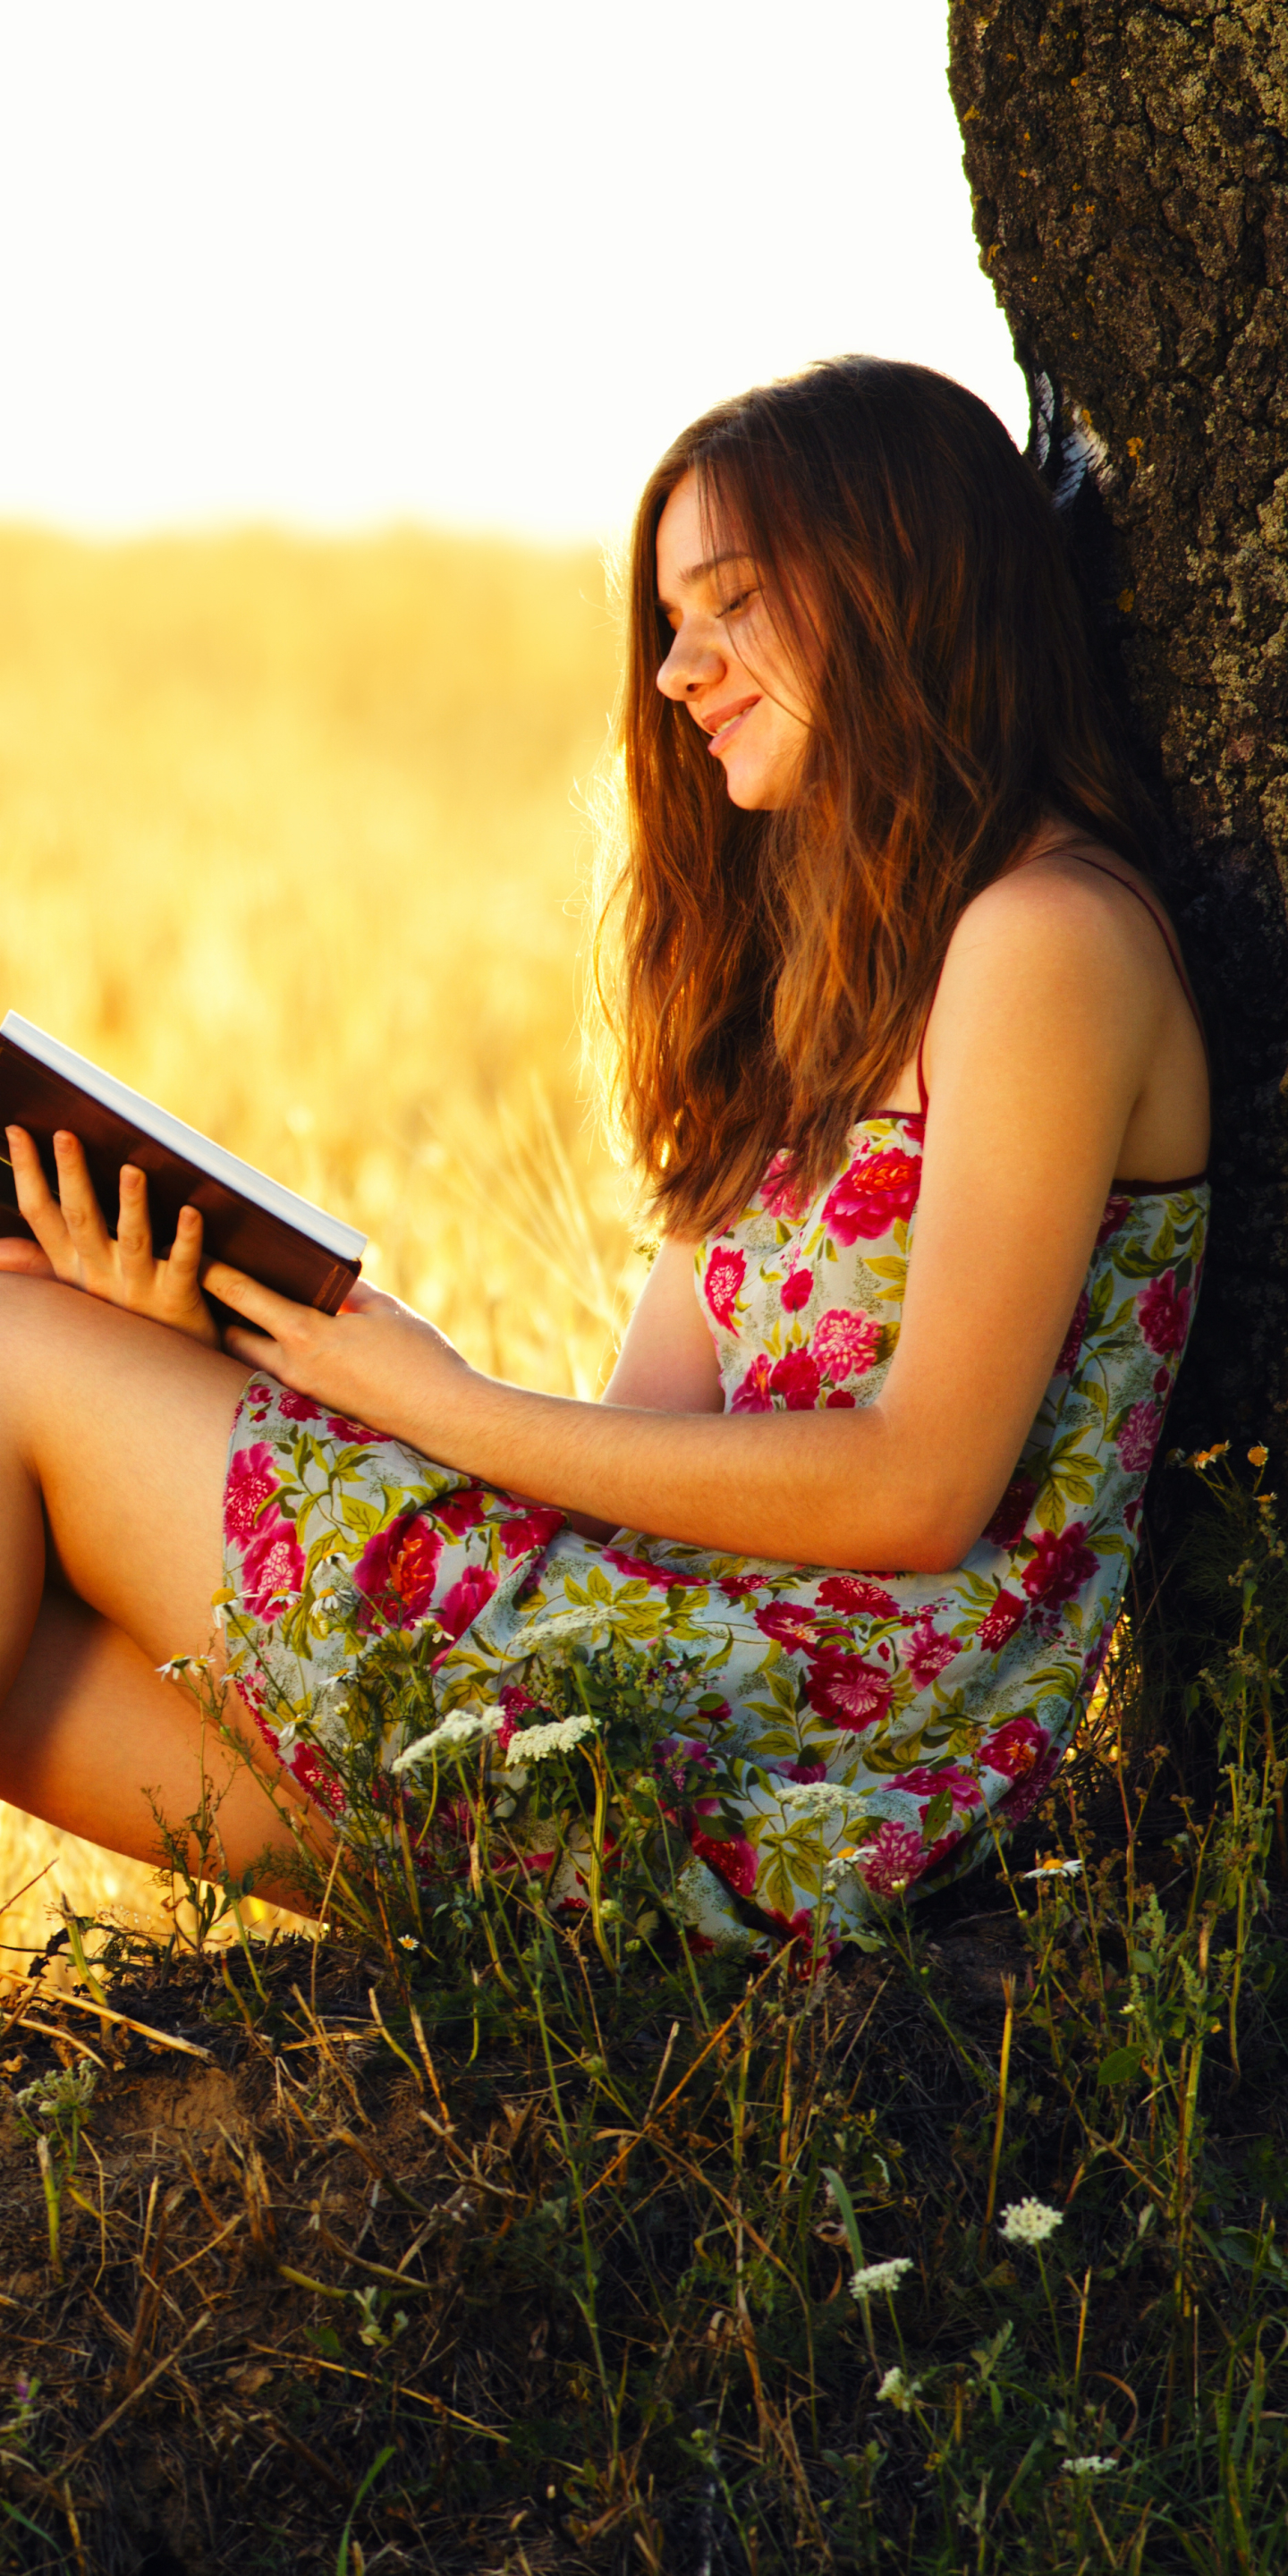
[656,549,757,612]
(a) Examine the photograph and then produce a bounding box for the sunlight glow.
[0,0,1027,541]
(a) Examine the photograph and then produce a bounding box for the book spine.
[316,1258,362,1317]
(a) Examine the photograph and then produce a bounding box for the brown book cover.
[0,1014,366,1316]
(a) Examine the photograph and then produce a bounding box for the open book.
[0,1014,366,1314]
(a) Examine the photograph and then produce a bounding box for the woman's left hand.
[203,1260,471,1435]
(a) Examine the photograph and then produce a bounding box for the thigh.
[0,1275,251,1665]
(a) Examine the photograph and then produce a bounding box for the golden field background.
[0,522,643,1964]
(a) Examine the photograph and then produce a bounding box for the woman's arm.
[599,1236,724,1414]
[206,862,1206,1572]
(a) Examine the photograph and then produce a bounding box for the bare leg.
[2,1591,318,1906]
[0,1275,329,1898]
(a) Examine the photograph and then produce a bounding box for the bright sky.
[0,0,1026,545]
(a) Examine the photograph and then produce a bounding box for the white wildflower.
[16,2065,97,2120]
[1021,1858,1084,1882]
[504,1713,598,1766]
[1000,2199,1063,2246]
[276,1721,301,1756]
[391,1707,501,1771]
[850,2258,914,2299]
[398,1934,419,1952]
[877,2366,921,2411]
[779,1782,855,1819]
[1061,2456,1116,2478]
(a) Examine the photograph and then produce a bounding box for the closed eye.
[716,587,758,620]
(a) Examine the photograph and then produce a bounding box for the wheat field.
[0,521,642,1963]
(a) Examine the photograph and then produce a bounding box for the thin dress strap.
[916,847,1208,1111]
[1061,851,1208,1059]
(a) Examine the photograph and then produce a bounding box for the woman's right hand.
[0,1126,221,1347]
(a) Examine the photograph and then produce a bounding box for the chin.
[720,763,778,812]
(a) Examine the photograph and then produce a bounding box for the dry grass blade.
[18,1983,215,2061]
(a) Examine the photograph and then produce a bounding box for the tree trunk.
[947,1,1288,1483]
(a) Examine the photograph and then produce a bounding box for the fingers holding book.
[0,1125,223,1349]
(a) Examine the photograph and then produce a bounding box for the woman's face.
[655,470,812,811]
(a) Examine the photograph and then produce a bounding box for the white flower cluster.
[391,1706,502,1771]
[1061,2456,1116,2478]
[1000,2198,1063,2246]
[778,1782,855,1820]
[504,1713,598,1766]
[850,2257,914,2299]
[16,2064,97,2121]
[877,2366,922,2411]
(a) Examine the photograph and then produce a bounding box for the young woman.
[0,360,1209,1949]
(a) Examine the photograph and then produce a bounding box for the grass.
[0,521,639,1960]
[0,531,1285,2571]
[0,1449,1284,2572]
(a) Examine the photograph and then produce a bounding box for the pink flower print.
[275,1389,322,1423]
[730,1354,774,1413]
[812,1307,882,1383]
[826,1389,857,1408]
[984,1473,1038,1549]
[719,1572,771,1600]
[1055,1291,1089,1377]
[496,1680,537,1752]
[1021,1522,1098,1610]
[326,1413,374,1443]
[822,1146,921,1244]
[605,1545,705,1589]
[780,1266,813,1312]
[498,1504,564,1560]
[225,1445,279,1546]
[354,1513,444,1622]
[903,1619,959,1688]
[435,1489,492,1538]
[241,1510,306,1622]
[769,1349,822,1411]
[981,1714,1046,1782]
[755,1601,820,1649]
[1097,1193,1131,1247]
[1139,1268,1192,1357]
[896,1763,984,1810]
[976,1589,1026,1651]
[760,1152,805,1220]
[785,1756,828,1784]
[291,1743,347,1817]
[437,1563,498,1641]
[1117,1398,1164,1475]
[816,1575,902,1619]
[689,1826,758,1901]
[804,1652,894,1733]
[231,1662,268,1717]
[855,1822,930,1897]
[704,1244,746,1329]
[996,1743,1062,1824]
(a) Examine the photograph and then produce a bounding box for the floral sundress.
[219,1115,1208,1951]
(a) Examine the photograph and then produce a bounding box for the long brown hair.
[596,356,1160,1237]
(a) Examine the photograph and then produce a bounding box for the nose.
[657,618,725,703]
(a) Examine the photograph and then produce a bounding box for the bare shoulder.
[945,836,1179,1000]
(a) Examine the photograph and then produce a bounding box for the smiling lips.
[701,695,761,754]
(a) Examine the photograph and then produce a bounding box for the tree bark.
[947,0,1288,1472]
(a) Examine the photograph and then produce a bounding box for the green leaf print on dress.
[220,1112,1208,1956]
